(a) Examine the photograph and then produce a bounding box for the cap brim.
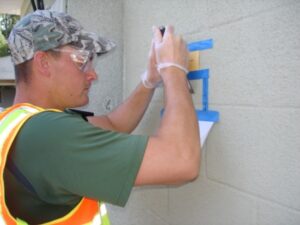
[71,30,116,55]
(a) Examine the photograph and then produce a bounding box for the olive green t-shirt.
[4,110,148,224]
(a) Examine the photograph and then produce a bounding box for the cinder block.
[108,187,169,225]
[206,2,300,107]
[206,0,299,28]
[257,201,300,225]
[240,0,299,20]
[133,101,163,135]
[124,0,208,36]
[206,107,300,210]
[169,178,256,225]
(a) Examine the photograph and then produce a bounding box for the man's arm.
[88,39,161,133]
[88,83,155,133]
[135,26,200,185]
[91,25,200,186]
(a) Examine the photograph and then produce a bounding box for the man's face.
[48,46,98,110]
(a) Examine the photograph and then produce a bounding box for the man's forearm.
[106,82,155,133]
[135,67,200,185]
[88,82,155,133]
[158,68,200,164]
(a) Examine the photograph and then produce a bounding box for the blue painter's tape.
[196,110,220,122]
[202,77,209,111]
[188,39,213,51]
[187,69,209,80]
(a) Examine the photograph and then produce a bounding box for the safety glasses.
[52,48,97,73]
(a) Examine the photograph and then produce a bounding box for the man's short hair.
[14,60,32,83]
[8,10,115,65]
[14,49,62,83]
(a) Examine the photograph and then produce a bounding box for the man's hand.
[153,25,189,77]
[141,40,162,89]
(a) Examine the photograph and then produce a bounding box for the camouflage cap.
[8,10,116,65]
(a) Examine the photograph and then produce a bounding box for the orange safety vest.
[0,103,110,225]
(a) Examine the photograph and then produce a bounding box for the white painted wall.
[69,1,300,224]
[0,56,14,80]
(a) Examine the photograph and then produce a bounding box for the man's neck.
[13,84,61,110]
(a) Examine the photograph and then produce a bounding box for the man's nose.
[86,69,98,81]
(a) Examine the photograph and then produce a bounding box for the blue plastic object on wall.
[188,39,214,51]
[187,39,220,123]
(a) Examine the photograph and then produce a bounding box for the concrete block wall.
[68,0,300,224]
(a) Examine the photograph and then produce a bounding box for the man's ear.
[32,51,51,75]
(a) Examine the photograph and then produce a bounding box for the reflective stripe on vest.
[0,103,110,225]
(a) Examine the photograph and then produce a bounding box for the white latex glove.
[141,39,162,89]
[152,25,189,76]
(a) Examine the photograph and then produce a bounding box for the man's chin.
[70,98,89,109]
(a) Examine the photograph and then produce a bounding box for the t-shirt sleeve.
[13,111,148,207]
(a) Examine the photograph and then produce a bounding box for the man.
[0,10,200,224]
